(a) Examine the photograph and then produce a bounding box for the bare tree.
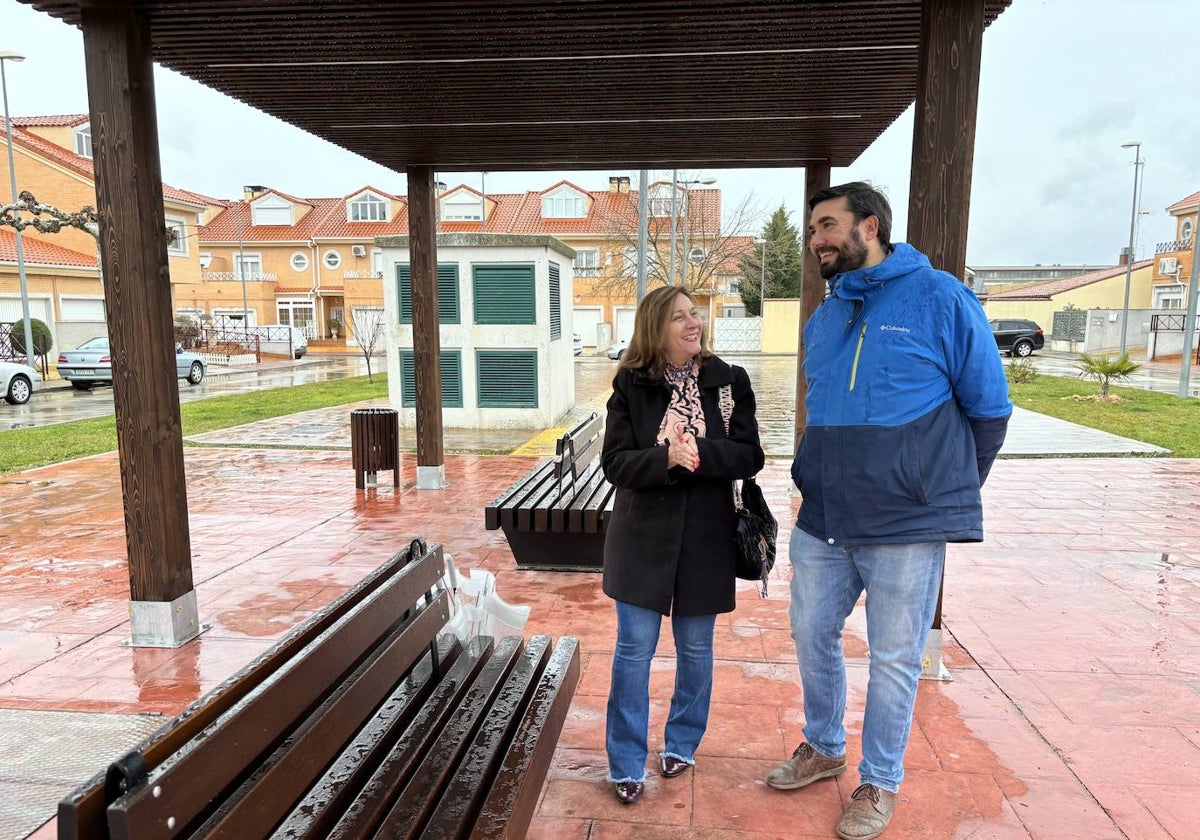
[589,172,764,300]
[350,303,387,383]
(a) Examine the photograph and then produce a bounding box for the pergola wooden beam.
[405,166,445,489]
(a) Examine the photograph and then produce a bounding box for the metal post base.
[416,464,446,490]
[919,627,953,681]
[126,589,204,648]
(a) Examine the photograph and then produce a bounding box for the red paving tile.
[1,452,1199,838]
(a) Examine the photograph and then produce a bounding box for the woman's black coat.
[601,355,765,616]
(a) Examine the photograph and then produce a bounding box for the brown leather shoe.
[660,756,690,778]
[765,742,847,790]
[614,781,644,804]
[836,783,896,840]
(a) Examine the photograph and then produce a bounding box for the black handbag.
[719,385,778,598]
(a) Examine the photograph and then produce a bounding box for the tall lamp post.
[1,50,37,374]
[1118,140,1143,356]
[678,175,717,287]
[754,236,768,316]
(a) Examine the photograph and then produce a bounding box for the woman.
[601,285,765,804]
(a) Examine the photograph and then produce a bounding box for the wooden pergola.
[20,0,1010,646]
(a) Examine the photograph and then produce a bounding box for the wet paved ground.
[0,354,1196,839]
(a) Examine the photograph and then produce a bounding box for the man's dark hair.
[807,181,893,250]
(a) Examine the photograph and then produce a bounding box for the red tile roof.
[0,229,99,269]
[1166,189,1200,214]
[11,114,90,127]
[8,123,213,208]
[985,260,1151,301]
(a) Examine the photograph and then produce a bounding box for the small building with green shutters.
[377,234,576,429]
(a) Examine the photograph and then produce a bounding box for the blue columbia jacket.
[792,243,1012,545]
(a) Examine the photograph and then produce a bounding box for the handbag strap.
[718,383,744,510]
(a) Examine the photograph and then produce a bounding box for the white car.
[1,360,40,405]
[606,338,629,360]
[572,333,583,356]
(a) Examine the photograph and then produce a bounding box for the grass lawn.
[1008,374,1200,457]
[0,374,388,476]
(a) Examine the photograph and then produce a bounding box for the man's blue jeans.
[788,526,945,793]
[605,600,717,783]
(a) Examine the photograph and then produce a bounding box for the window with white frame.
[647,183,680,217]
[233,252,264,280]
[621,247,637,276]
[573,248,599,276]
[290,252,310,272]
[440,192,482,221]
[1154,284,1185,309]
[688,246,706,264]
[251,194,292,226]
[323,250,342,270]
[74,123,92,158]
[165,216,188,256]
[541,186,587,219]
[1183,218,1195,244]
[348,193,389,222]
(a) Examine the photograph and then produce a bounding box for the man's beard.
[817,225,869,279]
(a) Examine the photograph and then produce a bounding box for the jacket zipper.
[849,322,868,391]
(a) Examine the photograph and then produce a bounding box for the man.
[766,182,1011,840]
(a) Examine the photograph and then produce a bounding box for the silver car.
[1,360,40,405]
[57,336,206,391]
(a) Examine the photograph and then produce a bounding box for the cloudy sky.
[1,0,1195,266]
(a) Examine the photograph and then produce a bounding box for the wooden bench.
[485,412,614,572]
[58,538,580,840]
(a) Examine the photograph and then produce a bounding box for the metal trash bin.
[350,407,400,488]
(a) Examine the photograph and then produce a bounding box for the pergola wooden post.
[80,2,198,646]
[406,166,446,489]
[907,0,986,680]
[794,160,831,451]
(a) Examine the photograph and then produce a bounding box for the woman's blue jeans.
[788,526,945,794]
[605,600,717,783]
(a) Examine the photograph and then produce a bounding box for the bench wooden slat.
[584,481,617,534]
[546,458,602,532]
[57,544,432,840]
[470,636,581,839]
[274,636,492,840]
[557,461,607,533]
[105,548,448,840]
[191,592,455,840]
[484,460,556,530]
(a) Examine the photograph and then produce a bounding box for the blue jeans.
[788,527,945,793]
[605,600,717,782]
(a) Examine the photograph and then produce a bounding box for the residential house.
[192,176,749,349]
[0,114,219,351]
[1151,188,1197,309]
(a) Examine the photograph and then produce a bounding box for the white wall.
[380,237,575,429]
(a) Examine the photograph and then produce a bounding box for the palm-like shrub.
[1076,352,1140,397]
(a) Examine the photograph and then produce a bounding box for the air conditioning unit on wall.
[1160,257,1179,275]
[351,244,367,257]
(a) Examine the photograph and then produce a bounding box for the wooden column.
[406,166,445,489]
[907,0,986,680]
[794,160,831,452]
[81,2,198,646]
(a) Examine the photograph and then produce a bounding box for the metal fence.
[1051,309,1087,342]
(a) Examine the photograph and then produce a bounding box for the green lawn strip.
[0,374,388,476]
[1009,374,1200,457]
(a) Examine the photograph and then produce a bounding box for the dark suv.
[989,319,1044,357]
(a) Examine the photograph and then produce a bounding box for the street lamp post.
[668,169,678,285]
[1,50,37,374]
[1119,140,1143,356]
[755,237,768,316]
[678,176,717,287]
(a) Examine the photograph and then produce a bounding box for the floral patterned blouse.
[657,359,707,446]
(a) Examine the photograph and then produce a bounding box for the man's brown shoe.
[836,783,896,840]
[765,742,847,790]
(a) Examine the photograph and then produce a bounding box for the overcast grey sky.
[1,0,1195,266]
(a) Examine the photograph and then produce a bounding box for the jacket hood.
[831,243,932,301]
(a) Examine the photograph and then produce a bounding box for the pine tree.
[737,205,804,316]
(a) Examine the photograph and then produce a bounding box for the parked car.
[57,337,207,390]
[572,333,583,356]
[1,360,40,405]
[989,319,1045,357]
[606,338,629,360]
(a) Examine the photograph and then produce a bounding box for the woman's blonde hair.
[618,285,710,379]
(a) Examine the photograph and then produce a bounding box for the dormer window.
[541,186,587,219]
[647,183,681,217]
[74,123,92,158]
[251,194,292,226]
[348,193,389,222]
[441,191,483,221]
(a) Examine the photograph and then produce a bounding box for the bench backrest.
[552,412,603,485]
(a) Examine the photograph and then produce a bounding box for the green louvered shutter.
[548,262,562,340]
[399,349,463,408]
[477,350,538,408]
[397,264,460,324]
[473,264,536,324]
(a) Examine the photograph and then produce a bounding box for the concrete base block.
[417,464,446,490]
[127,590,203,648]
[919,627,953,681]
